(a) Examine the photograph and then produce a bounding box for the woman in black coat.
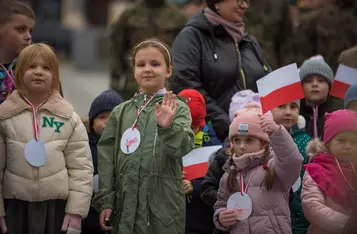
[169,0,271,141]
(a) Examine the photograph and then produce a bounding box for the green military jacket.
[93,92,194,234]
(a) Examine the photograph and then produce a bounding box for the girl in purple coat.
[214,104,302,234]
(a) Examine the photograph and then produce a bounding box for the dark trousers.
[4,199,66,234]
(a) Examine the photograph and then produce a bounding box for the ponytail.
[227,158,240,193]
[260,145,276,191]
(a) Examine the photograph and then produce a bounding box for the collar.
[228,148,268,171]
[0,90,73,120]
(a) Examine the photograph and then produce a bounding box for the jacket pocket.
[150,205,174,227]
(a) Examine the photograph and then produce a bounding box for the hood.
[306,138,328,158]
[185,10,212,33]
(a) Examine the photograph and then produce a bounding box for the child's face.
[93,112,111,135]
[0,14,34,61]
[302,75,329,105]
[271,103,299,130]
[23,56,53,94]
[328,131,357,162]
[232,135,266,156]
[134,46,172,94]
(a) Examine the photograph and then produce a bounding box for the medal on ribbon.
[23,97,47,167]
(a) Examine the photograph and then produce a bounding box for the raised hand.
[259,113,279,135]
[155,91,178,128]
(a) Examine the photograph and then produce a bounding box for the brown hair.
[226,145,276,192]
[15,43,60,95]
[260,145,276,191]
[131,38,172,68]
[0,0,35,26]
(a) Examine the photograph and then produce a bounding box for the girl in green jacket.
[93,39,195,234]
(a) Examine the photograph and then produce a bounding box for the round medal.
[24,139,47,167]
[227,192,253,220]
[120,128,141,154]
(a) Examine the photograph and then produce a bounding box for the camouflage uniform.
[284,0,357,71]
[244,0,293,70]
[109,2,187,100]
[339,45,357,69]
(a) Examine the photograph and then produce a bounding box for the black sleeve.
[200,146,229,207]
[169,27,230,141]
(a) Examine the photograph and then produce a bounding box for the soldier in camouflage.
[284,0,357,72]
[244,0,294,70]
[109,0,187,100]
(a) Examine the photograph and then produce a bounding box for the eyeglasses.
[237,0,250,6]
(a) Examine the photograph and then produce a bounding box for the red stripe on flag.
[330,80,351,100]
[260,82,304,114]
[183,162,208,180]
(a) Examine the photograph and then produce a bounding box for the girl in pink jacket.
[214,104,302,234]
[302,109,357,234]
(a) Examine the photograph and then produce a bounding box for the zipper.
[235,43,247,89]
[147,129,158,227]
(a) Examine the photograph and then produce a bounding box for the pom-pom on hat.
[299,57,334,86]
[178,89,206,130]
[324,109,357,144]
[229,103,270,143]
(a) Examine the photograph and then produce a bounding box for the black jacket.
[200,138,229,208]
[82,131,103,233]
[169,10,270,141]
[300,95,343,139]
[200,138,230,234]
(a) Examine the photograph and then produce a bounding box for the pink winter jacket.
[214,126,302,234]
[301,171,350,234]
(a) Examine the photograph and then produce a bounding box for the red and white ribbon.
[335,158,357,196]
[23,97,46,141]
[239,170,254,195]
[132,88,166,129]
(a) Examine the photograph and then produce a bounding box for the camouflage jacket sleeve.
[109,11,130,81]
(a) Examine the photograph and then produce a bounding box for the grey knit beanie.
[299,59,334,86]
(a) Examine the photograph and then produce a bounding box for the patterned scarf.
[204,8,245,44]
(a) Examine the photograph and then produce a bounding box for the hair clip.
[263,164,268,169]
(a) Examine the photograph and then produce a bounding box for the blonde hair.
[15,43,60,95]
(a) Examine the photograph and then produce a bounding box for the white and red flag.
[183,145,222,180]
[330,64,357,99]
[257,63,304,114]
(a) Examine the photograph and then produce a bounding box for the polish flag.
[183,145,222,180]
[330,64,357,99]
[257,64,305,114]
